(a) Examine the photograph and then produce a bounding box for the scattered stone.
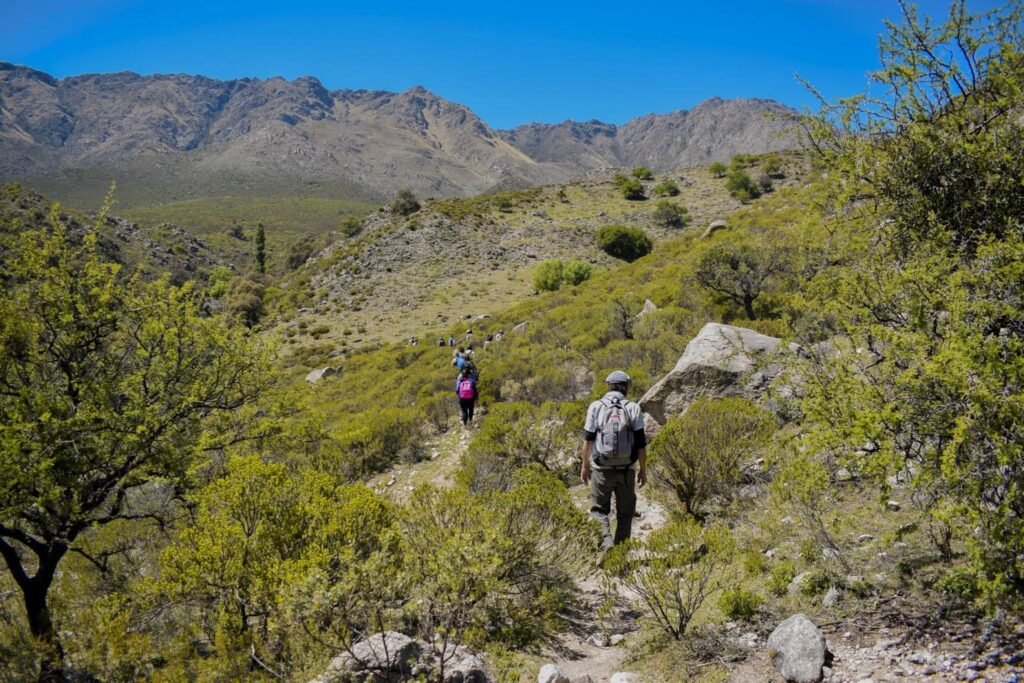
[305,366,337,383]
[857,534,874,543]
[788,571,811,595]
[767,614,830,683]
[886,500,901,511]
[822,548,842,561]
[610,634,626,646]
[636,299,658,317]
[823,587,842,607]
[538,664,569,683]
[609,674,640,683]
[702,219,728,238]
[586,632,608,647]
[513,321,529,334]
[834,467,853,482]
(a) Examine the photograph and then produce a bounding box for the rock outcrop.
[305,366,337,383]
[311,632,491,683]
[767,614,830,683]
[639,322,797,429]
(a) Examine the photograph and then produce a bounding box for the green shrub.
[718,587,764,620]
[562,259,594,286]
[595,225,653,262]
[767,559,797,596]
[652,200,690,228]
[757,173,774,194]
[653,179,680,196]
[649,398,773,516]
[340,214,363,237]
[619,178,646,200]
[725,170,761,202]
[800,568,841,596]
[936,566,981,602]
[762,156,783,177]
[391,188,421,216]
[631,166,654,180]
[708,162,728,178]
[533,259,565,292]
[603,517,734,639]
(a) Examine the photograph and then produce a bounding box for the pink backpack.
[458,378,476,399]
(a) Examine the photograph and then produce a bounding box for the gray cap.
[605,370,631,384]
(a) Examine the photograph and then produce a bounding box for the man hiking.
[455,366,478,427]
[580,371,647,551]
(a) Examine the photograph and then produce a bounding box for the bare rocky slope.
[0,63,797,206]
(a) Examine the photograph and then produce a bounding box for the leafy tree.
[391,188,421,216]
[708,161,728,178]
[650,398,774,516]
[0,215,271,681]
[651,200,690,228]
[725,170,761,202]
[695,241,792,319]
[631,166,654,180]
[653,178,680,196]
[255,221,266,273]
[596,225,653,262]
[799,0,1024,596]
[285,235,317,270]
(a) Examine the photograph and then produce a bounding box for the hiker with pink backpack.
[455,366,478,427]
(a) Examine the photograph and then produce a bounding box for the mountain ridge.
[0,62,798,205]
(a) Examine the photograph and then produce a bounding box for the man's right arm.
[580,439,593,484]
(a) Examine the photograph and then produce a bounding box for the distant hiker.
[486,333,494,343]
[580,371,647,551]
[455,366,478,427]
[465,328,473,343]
[461,357,479,382]
[464,344,475,360]
[438,337,446,347]
[452,347,466,370]
[448,335,456,347]
[495,329,504,343]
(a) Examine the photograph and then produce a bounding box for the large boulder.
[639,322,796,429]
[767,614,829,683]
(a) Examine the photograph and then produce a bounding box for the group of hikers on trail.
[447,332,643,551]
[451,345,479,428]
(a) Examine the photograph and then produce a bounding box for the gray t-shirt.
[583,391,646,469]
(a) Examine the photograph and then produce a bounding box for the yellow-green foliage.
[431,187,542,221]
[603,516,734,640]
[650,398,774,516]
[458,401,584,491]
[152,454,397,678]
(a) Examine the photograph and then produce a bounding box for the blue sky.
[0,0,1005,129]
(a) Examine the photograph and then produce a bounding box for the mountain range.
[0,63,798,205]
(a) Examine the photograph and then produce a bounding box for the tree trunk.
[742,294,757,320]
[24,578,64,683]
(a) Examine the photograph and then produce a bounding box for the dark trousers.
[459,398,475,425]
[589,468,636,550]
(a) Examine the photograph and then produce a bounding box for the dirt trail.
[544,491,670,683]
[369,420,672,682]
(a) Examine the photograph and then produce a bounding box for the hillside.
[0,62,797,209]
[272,152,808,360]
